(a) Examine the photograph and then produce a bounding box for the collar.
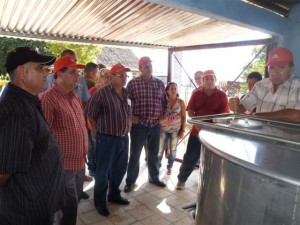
[53,82,76,98]
[8,83,40,107]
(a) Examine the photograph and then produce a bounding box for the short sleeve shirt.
[0,83,64,224]
[240,76,300,113]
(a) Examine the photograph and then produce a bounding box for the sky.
[131,45,263,83]
[130,32,269,83]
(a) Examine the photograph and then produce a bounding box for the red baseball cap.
[138,56,152,65]
[53,56,85,73]
[265,48,293,67]
[109,63,131,76]
[202,70,215,77]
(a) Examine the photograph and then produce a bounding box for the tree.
[0,37,51,76]
[240,46,266,94]
[47,42,101,64]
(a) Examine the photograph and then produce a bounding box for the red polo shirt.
[187,88,229,137]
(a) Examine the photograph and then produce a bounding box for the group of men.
[1,45,300,225]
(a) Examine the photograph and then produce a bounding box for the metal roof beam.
[146,0,287,36]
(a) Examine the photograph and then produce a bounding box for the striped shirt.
[0,83,64,224]
[40,83,88,170]
[126,76,168,127]
[85,83,131,136]
[241,76,300,113]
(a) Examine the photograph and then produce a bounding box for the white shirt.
[240,76,300,113]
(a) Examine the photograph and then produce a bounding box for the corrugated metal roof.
[0,0,267,47]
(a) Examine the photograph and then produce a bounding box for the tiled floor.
[77,154,198,225]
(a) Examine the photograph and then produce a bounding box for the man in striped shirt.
[229,47,300,122]
[85,63,132,216]
[0,47,64,225]
[40,56,88,225]
[124,56,168,192]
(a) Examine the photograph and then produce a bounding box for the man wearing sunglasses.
[124,56,168,192]
[85,63,132,216]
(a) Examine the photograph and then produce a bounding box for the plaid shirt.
[241,76,300,113]
[126,76,168,127]
[40,83,88,170]
[85,83,132,136]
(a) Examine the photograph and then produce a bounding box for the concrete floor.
[77,154,198,225]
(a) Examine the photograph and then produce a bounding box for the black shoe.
[108,196,130,205]
[96,205,110,217]
[124,184,135,192]
[81,192,89,199]
[149,180,166,187]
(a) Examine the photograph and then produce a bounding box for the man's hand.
[132,115,139,124]
[229,98,245,114]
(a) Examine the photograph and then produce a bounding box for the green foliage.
[0,37,102,76]
[47,42,101,64]
[0,37,50,76]
[240,46,266,94]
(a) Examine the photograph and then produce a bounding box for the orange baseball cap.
[53,56,85,73]
[138,56,152,65]
[109,63,131,76]
[202,70,215,77]
[265,48,293,67]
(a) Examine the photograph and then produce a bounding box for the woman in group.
[158,82,186,175]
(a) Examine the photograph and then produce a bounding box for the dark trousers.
[94,133,129,206]
[87,129,96,172]
[58,169,85,225]
[177,135,202,183]
[126,123,161,185]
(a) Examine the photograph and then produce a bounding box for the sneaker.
[176,182,185,190]
[167,168,172,175]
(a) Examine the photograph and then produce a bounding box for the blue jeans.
[87,129,96,172]
[94,133,129,206]
[126,123,161,185]
[158,132,179,169]
[177,135,202,183]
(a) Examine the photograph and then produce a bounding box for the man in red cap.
[85,63,132,216]
[176,70,229,190]
[124,56,168,192]
[40,56,88,225]
[229,47,300,122]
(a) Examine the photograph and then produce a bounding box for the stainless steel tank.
[188,114,300,225]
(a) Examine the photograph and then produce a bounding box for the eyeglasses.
[142,65,152,70]
[114,73,129,78]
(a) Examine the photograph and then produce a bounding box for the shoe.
[124,184,135,192]
[108,196,130,205]
[84,175,93,182]
[149,180,166,187]
[81,192,89,199]
[176,182,185,190]
[167,168,172,175]
[96,205,110,217]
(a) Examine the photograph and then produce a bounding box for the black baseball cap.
[4,47,56,73]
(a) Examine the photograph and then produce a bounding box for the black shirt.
[0,83,65,225]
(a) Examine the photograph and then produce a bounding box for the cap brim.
[68,63,85,69]
[265,61,289,67]
[117,68,131,73]
[32,55,56,66]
